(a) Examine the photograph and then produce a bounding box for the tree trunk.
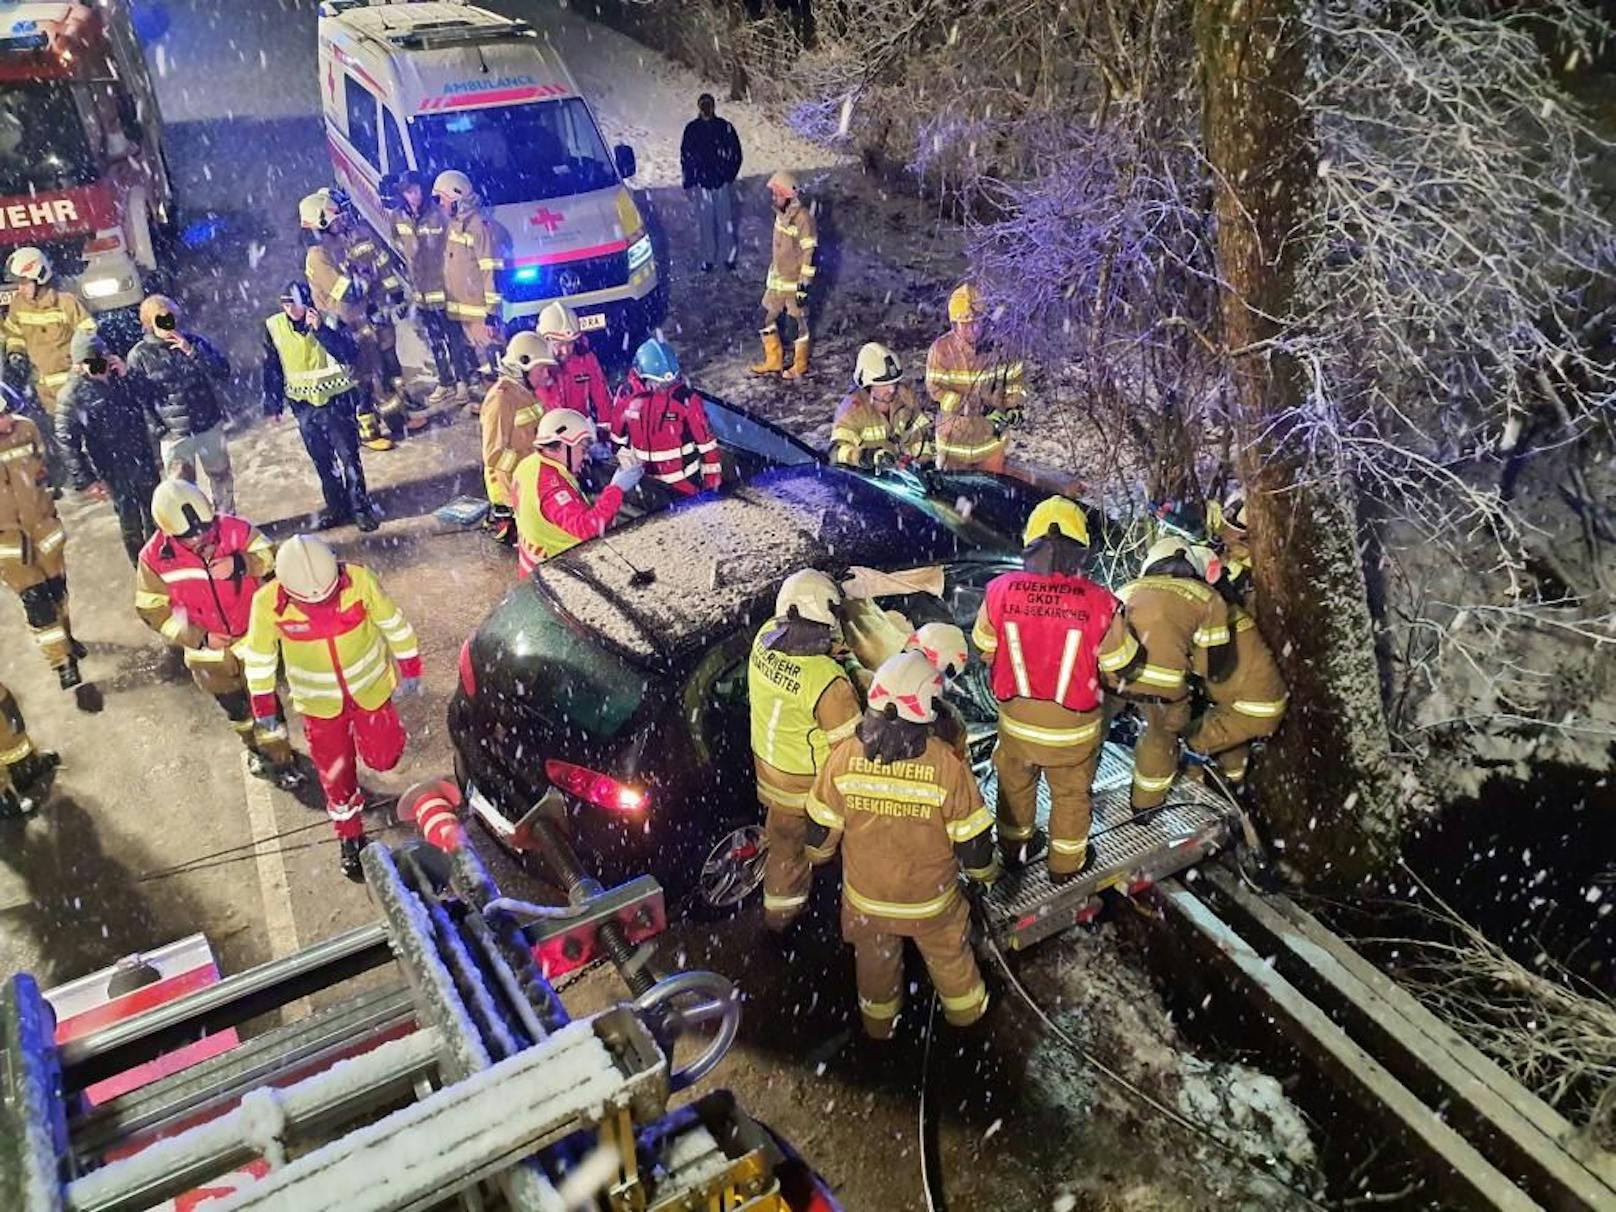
[1195,0,1400,881]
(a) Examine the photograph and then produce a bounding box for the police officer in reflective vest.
[261,282,379,533]
[243,536,422,880]
[1114,536,1232,809]
[748,569,863,932]
[512,409,644,577]
[135,481,301,790]
[806,651,997,1038]
[972,498,1140,878]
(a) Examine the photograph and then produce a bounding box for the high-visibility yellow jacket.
[829,386,931,468]
[3,286,96,411]
[241,563,420,719]
[1115,574,1230,701]
[765,199,817,294]
[444,205,509,322]
[747,620,861,812]
[263,313,359,406]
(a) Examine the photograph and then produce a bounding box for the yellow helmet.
[151,480,215,538]
[537,301,581,341]
[1023,496,1089,548]
[775,568,842,632]
[276,535,340,603]
[868,651,944,725]
[1143,536,1218,580]
[947,283,982,324]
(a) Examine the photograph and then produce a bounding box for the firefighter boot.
[357,411,396,453]
[340,835,370,883]
[750,330,785,375]
[781,337,811,381]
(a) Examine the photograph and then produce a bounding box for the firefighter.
[538,302,611,424]
[0,682,58,818]
[1188,598,1287,787]
[925,284,1026,473]
[1206,488,1253,603]
[830,343,931,470]
[805,651,996,1038]
[135,481,302,790]
[747,568,864,931]
[972,498,1140,876]
[748,171,817,381]
[2,246,95,416]
[611,339,722,498]
[1114,536,1232,810]
[300,188,422,450]
[388,169,468,407]
[481,331,559,545]
[435,170,510,384]
[512,408,644,578]
[0,390,82,688]
[261,281,379,533]
[127,294,236,514]
[55,329,161,565]
[243,535,422,881]
[905,622,970,760]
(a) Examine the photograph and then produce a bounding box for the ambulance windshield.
[0,82,97,194]
[412,98,617,204]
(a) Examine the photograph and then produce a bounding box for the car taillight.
[84,229,123,253]
[544,759,648,814]
[457,638,476,698]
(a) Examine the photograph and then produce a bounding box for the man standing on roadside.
[681,93,743,273]
[127,294,236,513]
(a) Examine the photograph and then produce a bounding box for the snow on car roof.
[535,466,966,663]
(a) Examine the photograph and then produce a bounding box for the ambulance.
[316,0,664,345]
[0,1,174,312]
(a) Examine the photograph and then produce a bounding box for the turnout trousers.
[843,896,988,1039]
[189,650,295,768]
[0,520,73,669]
[1132,696,1193,809]
[303,700,407,840]
[290,396,371,521]
[1187,701,1286,785]
[992,698,1102,875]
[756,759,818,932]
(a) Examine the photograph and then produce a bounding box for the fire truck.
[0,1,173,312]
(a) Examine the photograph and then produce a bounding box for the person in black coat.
[55,328,162,564]
[126,294,236,513]
[680,93,743,272]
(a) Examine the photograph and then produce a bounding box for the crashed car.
[449,400,1059,911]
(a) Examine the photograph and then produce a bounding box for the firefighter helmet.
[766,171,799,197]
[775,569,842,631]
[500,331,556,375]
[298,189,346,233]
[1023,496,1089,548]
[432,170,476,205]
[947,283,982,324]
[534,408,594,449]
[276,535,340,603]
[6,247,51,284]
[906,622,969,679]
[152,480,216,539]
[854,342,902,389]
[538,301,582,342]
[869,651,944,725]
[633,338,681,385]
[139,293,179,330]
[1143,536,1218,580]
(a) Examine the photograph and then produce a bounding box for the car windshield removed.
[412,98,617,204]
[0,83,97,194]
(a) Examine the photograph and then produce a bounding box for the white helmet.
[6,246,51,284]
[775,569,842,631]
[1143,536,1218,581]
[534,407,594,449]
[537,301,582,342]
[276,535,340,603]
[868,651,944,725]
[151,480,216,539]
[501,330,557,376]
[854,342,902,389]
[906,622,968,679]
[432,170,476,205]
[298,189,345,233]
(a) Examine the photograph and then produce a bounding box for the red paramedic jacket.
[138,514,264,638]
[555,336,611,424]
[977,571,1120,711]
[610,380,722,496]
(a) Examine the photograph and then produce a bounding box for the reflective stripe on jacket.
[444,206,509,320]
[609,384,721,496]
[971,570,1134,712]
[242,564,420,720]
[1198,603,1287,716]
[765,199,817,293]
[829,386,931,468]
[512,451,624,577]
[2,286,95,410]
[1114,574,1230,700]
[135,515,275,659]
[264,313,359,405]
[479,374,553,504]
[0,418,60,543]
[390,201,449,306]
[746,621,859,780]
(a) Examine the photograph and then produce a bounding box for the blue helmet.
[633,338,681,385]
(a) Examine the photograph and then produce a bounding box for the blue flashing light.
[512,266,542,284]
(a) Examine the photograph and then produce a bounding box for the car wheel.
[690,817,768,919]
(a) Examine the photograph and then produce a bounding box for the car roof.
[533,465,976,664]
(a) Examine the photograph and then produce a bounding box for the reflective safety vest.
[135,515,274,662]
[747,621,852,778]
[512,452,589,572]
[242,564,419,720]
[264,313,358,405]
[971,570,1133,713]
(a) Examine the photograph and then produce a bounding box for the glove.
[610,460,646,494]
[397,677,423,698]
[253,714,282,733]
[795,286,809,307]
[871,449,897,471]
[6,352,28,380]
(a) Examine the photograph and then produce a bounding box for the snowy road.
[0,5,1306,1209]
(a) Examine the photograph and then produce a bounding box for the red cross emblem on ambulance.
[528,207,565,234]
